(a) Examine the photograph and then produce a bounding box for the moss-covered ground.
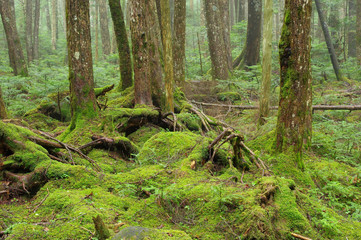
[1,79,361,240]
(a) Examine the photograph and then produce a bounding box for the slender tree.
[204,0,229,80]
[51,0,57,50]
[46,0,52,33]
[233,0,262,69]
[66,0,97,129]
[0,87,7,119]
[357,0,361,65]
[348,0,356,57]
[33,0,40,60]
[98,0,111,56]
[259,0,273,126]
[25,0,33,63]
[94,0,99,62]
[275,0,312,169]
[160,0,175,112]
[315,0,344,81]
[173,0,186,88]
[109,0,133,91]
[219,0,232,70]
[0,0,28,76]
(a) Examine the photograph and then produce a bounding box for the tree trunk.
[0,86,7,119]
[46,0,52,34]
[259,0,273,126]
[109,0,133,91]
[230,0,235,26]
[25,0,33,63]
[160,0,174,112]
[357,0,361,65]
[315,0,344,81]
[173,0,186,88]
[65,0,97,129]
[0,0,28,76]
[33,0,40,60]
[275,0,312,169]
[98,0,111,56]
[51,0,57,50]
[237,0,245,22]
[95,1,99,62]
[348,0,356,57]
[129,0,154,106]
[219,0,232,70]
[204,0,229,80]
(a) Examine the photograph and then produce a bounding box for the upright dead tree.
[109,0,133,91]
[204,0,229,80]
[66,0,97,129]
[315,0,344,81]
[173,0,186,88]
[98,0,111,56]
[259,0,273,125]
[33,0,40,60]
[0,0,28,76]
[25,0,33,63]
[0,87,7,119]
[233,0,262,69]
[357,0,361,65]
[275,0,312,169]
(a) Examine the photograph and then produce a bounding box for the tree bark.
[275,0,312,169]
[0,0,28,76]
[173,0,186,88]
[259,0,273,126]
[46,0,52,34]
[0,86,7,119]
[204,0,229,80]
[348,0,356,57]
[25,0,33,63]
[51,0,57,50]
[315,0,344,81]
[109,0,133,91]
[129,0,154,106]
[65,0,97,129]
[33,0,40,60]
[94,0,99,62]
[356,0,361,65]
[219,0,232,70]
[98,0,111,56]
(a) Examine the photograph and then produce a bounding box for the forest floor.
[1,74,361,240]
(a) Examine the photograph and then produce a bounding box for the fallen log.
[192,101,361,111]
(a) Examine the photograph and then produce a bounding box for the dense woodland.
[0,0,361,239]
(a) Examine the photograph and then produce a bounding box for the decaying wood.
[92,215,110,240]
[95,84,114,98]
[291,232,313,240]
[192,100,361,111]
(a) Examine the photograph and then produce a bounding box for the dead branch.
[33,188,50,213]
[290,232,313,240]
[95,84,114,98]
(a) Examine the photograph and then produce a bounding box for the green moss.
[216,91,241,102]
[177,112,202,131]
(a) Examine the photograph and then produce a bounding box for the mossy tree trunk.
[275,0,312,169]
[173,0,186,89]
[160,0,174,112]
[66,0,97,129]
[129,0,153,106]
[109,0,133,91]
[33,0,40,60]
[0,0,28,76]
[25,0,33,63]
[232,0,262,69]
[204,0,229,80]
[357,0,361,65]
[259,0,273,126]
[51,0,57,50]
[0,86,7,119]
[315,0,344,81]
[98,0,111,56]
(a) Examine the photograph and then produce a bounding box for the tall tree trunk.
[233,0,262,69]
[190,0,194,12]
[65,0,97,129]
[204,0,229,80]
[46,0,52,34]
[259,0,273,126]
[51,0,57,50]
[109,0,133,91]
[0,86,7,119]
[25,0,33,63]
[160,0,174,112]
[275,0,312,169]
[230,0,235,26]
[219,0,232,70]
[33,0,40,60]
[129,0,154,106]
[357,0,361,65]
[95,1,99,62]
[173,0,186,88]
[348,0,356,57]
[98,0,111,56]
[237,0,245,22]
[315,0,344,81]
[0,0,28,76]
